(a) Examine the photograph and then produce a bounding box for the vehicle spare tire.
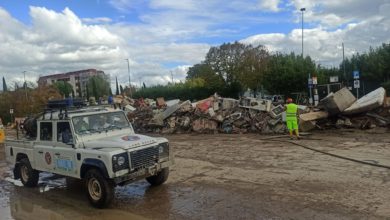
[23,116,37,138]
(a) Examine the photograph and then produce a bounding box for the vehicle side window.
[40,122,53,141]
[57,122,73,144]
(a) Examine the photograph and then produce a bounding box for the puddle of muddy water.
[0,179,150,220]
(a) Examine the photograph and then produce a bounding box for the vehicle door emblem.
[45,152,52,165]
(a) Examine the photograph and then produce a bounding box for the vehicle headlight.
[158,142,169,158]
[158,146,164,154]
[112,152,129,172]
[117,156,125,166]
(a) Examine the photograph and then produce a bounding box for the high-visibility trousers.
[286,117,298,131]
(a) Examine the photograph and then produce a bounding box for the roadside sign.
[308,78,313,88]
[330,76,339,83]
[353,70,359,79]
[312,77,318,85]
[10,108,14,114]
[354,80,360,89]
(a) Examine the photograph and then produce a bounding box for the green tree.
[86,84,90,100]
[341,43,390,84]
[186,63,225,91]
[236,45,269,96]
[2,77,7,92]
[264,53,316,97]
[204,41,247,85]
[53,81,73,98]
[115,77,119,95]
[87,75,110,99]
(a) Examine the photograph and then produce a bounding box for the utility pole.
[125,58,132,97]
[170,71,174,84]
[342,42,346,86]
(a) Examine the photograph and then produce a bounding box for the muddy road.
[1,129,390,219]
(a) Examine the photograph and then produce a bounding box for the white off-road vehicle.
[5,105,173,208]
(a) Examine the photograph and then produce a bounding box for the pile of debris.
[117,86,390,134]
[124,95,295,134]
[299,87,390,131]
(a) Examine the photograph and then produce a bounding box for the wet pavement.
[1,130,390,219]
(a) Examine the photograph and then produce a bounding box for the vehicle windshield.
[72,111,130,134]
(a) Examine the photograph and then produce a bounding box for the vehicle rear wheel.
[85,169,114,208]
[146,167,169,186]
[18,158,39,187]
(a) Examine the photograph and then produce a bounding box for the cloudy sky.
[0,0,389,90]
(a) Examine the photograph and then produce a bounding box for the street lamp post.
[300,8,305,57]
[300,7,312,105]
[125,58,132,97]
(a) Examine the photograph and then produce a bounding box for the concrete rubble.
[120,86,390,134]
[124,94,289,134]
[300,87,390,131]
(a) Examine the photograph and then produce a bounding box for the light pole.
[300,8,305,57]
[301,7,312,105]
[125,58,132,97]
[342,42,346,86]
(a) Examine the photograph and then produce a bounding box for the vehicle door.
[34,121,56,172]
[52,121,78,177]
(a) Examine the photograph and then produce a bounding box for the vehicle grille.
[130,146,159,170]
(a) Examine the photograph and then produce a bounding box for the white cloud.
[82,17,112,24]
[0,6,210,88]
[1,0,390,91]
[149,0,198,10]
[258,0,281,12]
[241,0,390,67]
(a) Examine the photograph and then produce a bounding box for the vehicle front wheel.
[18,158,39,187]
[85,169,114,208]
[146,167,169,186]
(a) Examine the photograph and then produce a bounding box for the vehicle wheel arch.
[14,153,29,179]
[80,158,109,179]
[16,153,28,162]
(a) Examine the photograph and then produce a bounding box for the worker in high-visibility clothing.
[0,125,5,144]
[285,98,300,140]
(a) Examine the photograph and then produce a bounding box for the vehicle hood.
[82,133,158,150]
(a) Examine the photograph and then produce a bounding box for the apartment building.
[38,69,110,97]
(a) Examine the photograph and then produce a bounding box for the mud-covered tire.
[85,169,114,208]
[146,168,169,186]
[18,158,39,187]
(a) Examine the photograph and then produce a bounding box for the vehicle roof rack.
[43,98,87,120]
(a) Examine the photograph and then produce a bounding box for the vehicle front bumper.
[113,160,172,185]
